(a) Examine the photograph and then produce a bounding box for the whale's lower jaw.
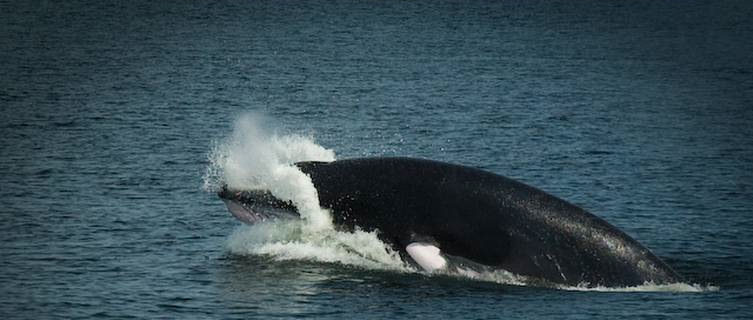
[222,199,270,224]
[222,198,298,224]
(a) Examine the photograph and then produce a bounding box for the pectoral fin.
[406,242,447,273]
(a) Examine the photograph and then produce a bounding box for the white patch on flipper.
[406,242,447,273]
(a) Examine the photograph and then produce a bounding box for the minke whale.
[218,157,682,288]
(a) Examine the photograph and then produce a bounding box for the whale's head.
[218,186,299,224]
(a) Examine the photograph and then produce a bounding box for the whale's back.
[297,157,681,287]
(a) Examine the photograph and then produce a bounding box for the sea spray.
[206,115,408,271]
[206,114,335,232]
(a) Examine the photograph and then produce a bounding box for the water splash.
[204,114,335,231]
[557,281,719,293]
[207,114,408,271]
[433,268,715,293]
[226,223,409,272]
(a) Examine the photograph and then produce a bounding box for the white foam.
[440,268,714,292]
[208,114,408,271]
[226,223,409,272]
[558,281,719,293]
[457,268,530,287]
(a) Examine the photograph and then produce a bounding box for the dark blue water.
[2,0,752,318]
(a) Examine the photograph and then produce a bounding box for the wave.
[206,114,716,293]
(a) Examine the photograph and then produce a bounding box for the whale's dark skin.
[220,157,682,287]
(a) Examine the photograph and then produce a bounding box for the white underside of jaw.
[223,199,266,224]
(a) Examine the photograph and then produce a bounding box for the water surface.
[1,0,752,318]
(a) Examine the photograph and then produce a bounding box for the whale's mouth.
[221,198,274,224]
[218,187,299,224]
